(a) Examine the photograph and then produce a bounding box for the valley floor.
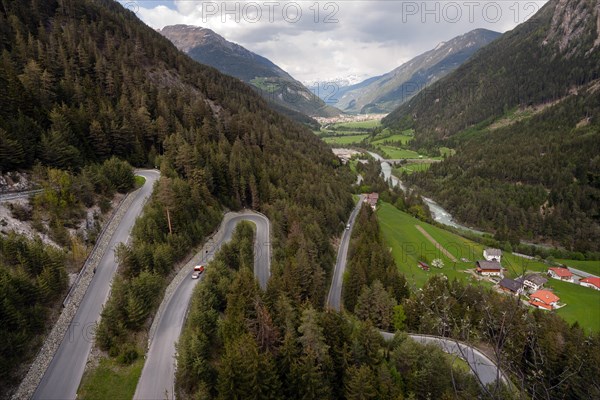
[376,202,600,333]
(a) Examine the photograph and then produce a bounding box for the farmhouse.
[522,274,548,292]
[483,248,502,262]
[418,261,430,271]
[364,193,379,210]
[548,267,574,282]
[499,278,523,295]
[580,277,600,291]
[529,290,560,310]
[476,260,503,278]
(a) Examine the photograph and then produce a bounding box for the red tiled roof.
[548,267,572,278]
[530,289,559,305]
[580,277,600,289]
[529,299,552,310]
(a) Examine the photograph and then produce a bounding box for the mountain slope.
[383,0,600,138]
[159,24,340,120]
[385,0,600,252]
[0,0,353,394]
[336,29,500,114]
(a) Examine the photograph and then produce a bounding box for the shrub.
[100,157,135,194]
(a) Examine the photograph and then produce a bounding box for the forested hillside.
[383,0,600,252]
[406,92,600,252]
[0,0,354,395]
[0,235,66,387]
[383,0,599,141]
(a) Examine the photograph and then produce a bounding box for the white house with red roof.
[579,277,600,291]
[548,267,574,283]
[529,290,560,310]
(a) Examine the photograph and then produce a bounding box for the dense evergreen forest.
[383,0,600,252]
[1,0,599,399]
[0,157,134,392]
[177,222,485,399]
[0,0,353,395]
[405,92,600,252]
[0,234,66,387]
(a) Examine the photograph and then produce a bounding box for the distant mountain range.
[331,29,501,114]
[384,0,600,252]
[159,25,340,123]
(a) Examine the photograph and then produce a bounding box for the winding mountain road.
[136,189,506,398]
[380,332,507,386]
[326,196,507,387]
[133,211,270,400]
[33,170,159,400]
[327,194,365,311]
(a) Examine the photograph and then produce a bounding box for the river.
[367,151,483,234]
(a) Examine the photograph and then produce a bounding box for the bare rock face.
[158,25,232,53]
[545,0,600,57]
[0,171,32,192]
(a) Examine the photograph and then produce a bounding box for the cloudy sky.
[121,0,547,83]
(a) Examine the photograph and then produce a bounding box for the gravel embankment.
[11,190,137,400]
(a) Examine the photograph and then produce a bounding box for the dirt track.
[415,225,458,262]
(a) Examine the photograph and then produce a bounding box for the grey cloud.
[134,0,547,81]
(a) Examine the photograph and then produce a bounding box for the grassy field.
[394,163,432,175]
[372,134,414,145]
[78,357,144,400]
[376,202,599,331]
[557,259,600,276]
[332,119,381,129]
[323,134,369,144]
[377,202,489,288]
[439,147,456,157]
[316,129,367,136]
[549,279,600,332]
[378,146,422,159]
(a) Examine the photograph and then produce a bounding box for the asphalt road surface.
[380,332,507,386]
[568,267,599,279]
[327,195,365,311]
[133,211,270,400]
[33,170,159,400]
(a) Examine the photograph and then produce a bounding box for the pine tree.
[344,365,378,400]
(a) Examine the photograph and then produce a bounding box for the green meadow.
[394,163,432,175]
[549,279,600,332]
[372,134,414,145]
[332,119,382,129]
[557,259,600,276]
[322,134,369,145]
[378,146,422,159]
[376,202,600,331]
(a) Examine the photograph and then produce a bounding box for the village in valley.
[470,248,600,311]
